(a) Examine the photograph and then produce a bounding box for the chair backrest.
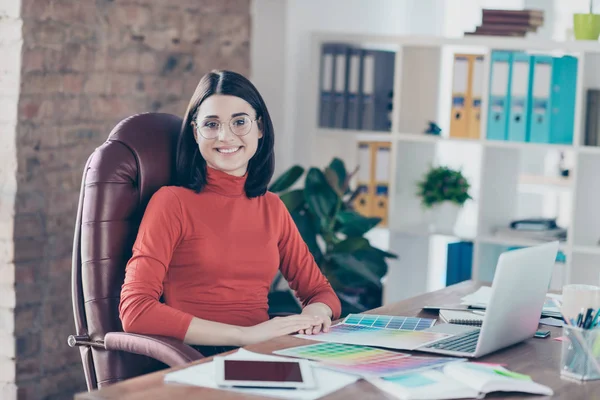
[71,113,182,389]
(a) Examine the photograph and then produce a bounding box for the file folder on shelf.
[450,54,485,139]
[333,45,349,129]
[528,55,577,144]
[528,55,552,144]
[487,51,512,141]
[507,52,532,142]
[318,43,335,128]
[346,48,362,130]
[468,55,484,139]
[353,142,372,217]
[372,143,391,226]
[550,56,577,144]
[359,49,395,132]
[449,54,470,138]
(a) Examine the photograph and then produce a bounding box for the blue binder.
[528,55,578,144]
[446,241,473,286]
[487,51,512,141]
[507,52,532,142]
[550,56,578,144]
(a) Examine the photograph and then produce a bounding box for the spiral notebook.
[439,310,484,326]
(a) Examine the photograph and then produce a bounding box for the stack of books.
[466,9,544,37]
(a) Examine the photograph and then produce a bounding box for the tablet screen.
[223,360,304,383]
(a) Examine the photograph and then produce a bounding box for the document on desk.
[461,286,562,318]
[163,348,358,400]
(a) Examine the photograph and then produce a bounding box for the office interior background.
[1,0,597,398]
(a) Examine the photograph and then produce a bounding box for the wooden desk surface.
[75,281,598,399]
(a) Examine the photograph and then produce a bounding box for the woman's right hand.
[240,315,325,346]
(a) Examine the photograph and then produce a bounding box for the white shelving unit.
[307,33,600,305]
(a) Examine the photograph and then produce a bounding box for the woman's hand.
[239,315,322,346]
[300,303,333,335]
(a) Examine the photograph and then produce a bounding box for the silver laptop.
[415,241,559,358]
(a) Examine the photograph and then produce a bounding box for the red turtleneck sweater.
[119,167,342,341]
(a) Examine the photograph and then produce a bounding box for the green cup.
[574,13,600,40]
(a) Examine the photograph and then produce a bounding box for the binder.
[468,55,484,139]
[449,54,470,138]
[332,45,350,129]
[372,143,390,226]
[353,142,372,216]
[346,48,362,130]
[486,51,512,141]
[446,241,473,286]
[359,49,395,131]
[507,52,532,142]
[585,89,600,146]
[528,55,553,143]
[549,55,577,144]
[318,44,335,128]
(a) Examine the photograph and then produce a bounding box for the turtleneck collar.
[205,166,247,197]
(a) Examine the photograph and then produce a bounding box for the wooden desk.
[75,281,598,399]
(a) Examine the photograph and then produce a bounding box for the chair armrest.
[104,332,204,367]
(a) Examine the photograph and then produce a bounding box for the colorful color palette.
[296,323,451,350]
[343,314,436,331]
[275,342,409,365]
[275,342,465,378]
[323,355,465,377]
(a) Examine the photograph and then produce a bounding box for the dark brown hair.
[175,70,275,197]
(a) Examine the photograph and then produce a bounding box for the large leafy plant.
[269,158,398,313]
[416,165,472,208]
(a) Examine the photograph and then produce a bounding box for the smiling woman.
[118,70,342,358]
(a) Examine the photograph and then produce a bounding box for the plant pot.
[429,201,461,233]
[573,13,600,40]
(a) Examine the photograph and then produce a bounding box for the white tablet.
[213,357,316,390]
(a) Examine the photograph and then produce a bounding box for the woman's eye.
[204,122,219,129]
[233,119,246,126]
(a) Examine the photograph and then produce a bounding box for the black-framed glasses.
[192,115,258,140]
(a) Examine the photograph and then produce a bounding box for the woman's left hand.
[299,303,332,335]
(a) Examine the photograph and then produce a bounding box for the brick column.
[3,1,251,399]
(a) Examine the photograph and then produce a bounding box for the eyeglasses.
[192,115,258,140]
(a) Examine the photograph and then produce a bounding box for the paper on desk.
[163,348,359,400]
[461,287,563,317]
[539,317,564,327]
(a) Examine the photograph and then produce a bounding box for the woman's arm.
[275,197,342,321]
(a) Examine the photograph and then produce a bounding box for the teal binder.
[528,55,553,143]
[507,52,532,142]
[528,55,578,144]
[487,51,512,141]
[550,56,578,144]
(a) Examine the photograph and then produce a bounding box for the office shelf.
[308,32,600,303]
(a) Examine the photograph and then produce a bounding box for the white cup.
[561,284,600,323]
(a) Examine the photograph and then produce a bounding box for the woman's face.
[193,94,262,177]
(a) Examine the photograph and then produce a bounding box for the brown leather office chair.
[68,113,204,390]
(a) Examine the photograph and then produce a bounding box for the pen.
[576,311,584,328]
[592,309,600,329]
[583,308,593,329]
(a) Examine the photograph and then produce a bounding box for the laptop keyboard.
[424,329,481,353]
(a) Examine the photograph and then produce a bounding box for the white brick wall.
[0,1,21,398]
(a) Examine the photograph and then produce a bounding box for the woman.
[119,70,341,357]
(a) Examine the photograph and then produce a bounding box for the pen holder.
[560,325,600,381]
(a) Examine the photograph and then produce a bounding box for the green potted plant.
[416,165,472,232]
[268,158,398,316]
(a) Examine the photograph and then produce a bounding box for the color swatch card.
[275,342,410,365]
[275,343,465,377]
[295,323,450,350]
[343,314,436,331]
